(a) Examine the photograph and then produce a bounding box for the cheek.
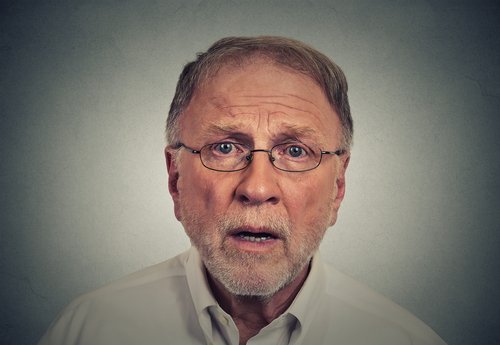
[284,174,337,223]
[178,167,235,214]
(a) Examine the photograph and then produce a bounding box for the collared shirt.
[38,247,447,345]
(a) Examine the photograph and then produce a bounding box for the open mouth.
[229,227,280,243]
[236,231,276,242]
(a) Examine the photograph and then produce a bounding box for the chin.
[203,250,308,298]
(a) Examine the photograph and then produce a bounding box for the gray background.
[1,1,499,344]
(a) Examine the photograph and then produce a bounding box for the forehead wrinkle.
[241,93,318,106]
[199,119,325,144]
[284,92,317,106]
[241,92,323,110]
[211,94,326,120]
[275,124,329,147]
[219,105,259,113]
[200,96,334,147]
[213,93,322,113]
[210,96,259,110]
[256,101,315,115]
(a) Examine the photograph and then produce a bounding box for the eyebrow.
[202,122,326,146]
[203,123,247,137]
[278,124,318,138]
[274,125,328,147]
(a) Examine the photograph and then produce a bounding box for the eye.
[287,145,305,158]
[208,142,246,157]
[216,142,234,154]
[274,142,312,160]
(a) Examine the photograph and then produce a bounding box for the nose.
[235,151,281,205]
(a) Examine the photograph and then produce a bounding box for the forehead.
[180,61,341,146]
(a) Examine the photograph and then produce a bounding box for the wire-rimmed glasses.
[174,141,345,172]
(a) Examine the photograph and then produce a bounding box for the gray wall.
[1,1,499,344]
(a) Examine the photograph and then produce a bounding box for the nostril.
[237,193,278,205]
[266,196,279,205]
[238,194,251,204]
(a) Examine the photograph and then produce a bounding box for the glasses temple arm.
[173,143,201,154]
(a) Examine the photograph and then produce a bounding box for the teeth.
[239,234,272,242]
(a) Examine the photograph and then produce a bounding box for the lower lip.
[227,235,280,253]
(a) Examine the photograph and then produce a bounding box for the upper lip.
[228,226,281,239]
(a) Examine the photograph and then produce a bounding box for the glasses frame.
[174,142,345,173]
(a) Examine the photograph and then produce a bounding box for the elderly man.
[39,36,446,345]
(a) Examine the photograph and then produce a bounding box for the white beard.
[180,206,330,298]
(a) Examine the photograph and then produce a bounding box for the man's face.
[166,60,349,297]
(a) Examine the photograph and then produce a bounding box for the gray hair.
[166,36,353,149]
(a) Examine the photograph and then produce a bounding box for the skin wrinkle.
[196,99,336,150]
[219,101,319,116]
[213,94,320,124]
[205,93,334,145]
[240,93,318,107]
[198,121,331,151]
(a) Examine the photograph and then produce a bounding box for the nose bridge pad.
[268,151,275,163]
[247,149,275,168]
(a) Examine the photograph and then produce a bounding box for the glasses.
[174,141,345,172]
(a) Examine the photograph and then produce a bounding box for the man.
[39,36,446,345]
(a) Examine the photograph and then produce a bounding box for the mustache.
[216,210,292,239]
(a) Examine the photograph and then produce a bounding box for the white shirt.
[38,247,447,345]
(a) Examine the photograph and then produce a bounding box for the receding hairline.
[183,54,342,126]
[194,56,334,106]
[196,52,333,94]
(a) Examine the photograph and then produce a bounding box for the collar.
[185,246,219,314]
[185,247,220,342]
[285,252,326,333]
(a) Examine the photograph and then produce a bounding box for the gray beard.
[181,208,326,298]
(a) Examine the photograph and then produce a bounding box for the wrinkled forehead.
[181,61,342,147]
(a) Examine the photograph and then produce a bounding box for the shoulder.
[316,259,447,345]
[67,249,190,309]
[38,250,204,345]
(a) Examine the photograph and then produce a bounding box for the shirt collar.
[185,246,220,342]
[285,251,326,331]
[185,246,219,313]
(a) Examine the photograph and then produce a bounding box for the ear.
[332,153,350,211]
[165,147,182,221]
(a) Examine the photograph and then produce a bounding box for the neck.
[206,262,310,344]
